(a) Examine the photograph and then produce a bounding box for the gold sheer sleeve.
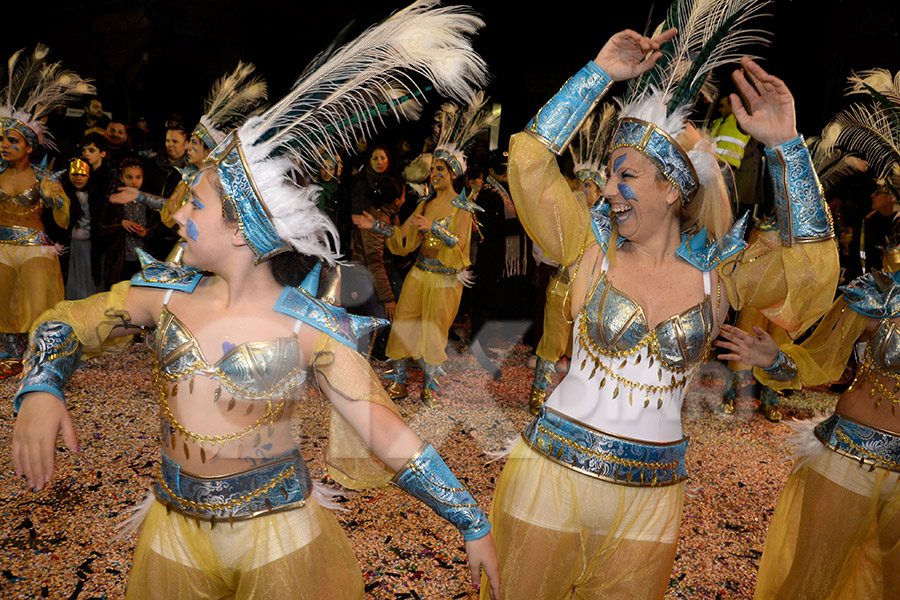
[385,202,424,257]
[160,182,189,229]
[755,296,869,391]
[508,131,596,266]
[311,333,402,490]
[438,206,473,271]
[30,280,136,358]
[718,233,840,339]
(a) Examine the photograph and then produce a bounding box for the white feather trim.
[484,434,519,464]
[312,480,351,512]
[456,268,475,287]
[113,490,155,542]
[618,91,692,141]
[688,141,720,185]
[783,412,829,468]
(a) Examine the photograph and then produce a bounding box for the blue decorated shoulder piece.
[274,286,387,349]
[840,271,900,318]
[450,189,484,213]
[675,212,749,272]
[129,248,205,292]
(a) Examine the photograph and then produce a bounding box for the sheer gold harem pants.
[386,266,462,366]
[0,243,64,333]
[754,448,900,600]
[481,441,682,600]
[127,499,363,600]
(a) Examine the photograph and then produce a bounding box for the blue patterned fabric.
[392,443,491,541]
[0,225,53,246]
[273,285,386,350]
[433,149,464,179]
[840,271,900,318]
[531,356,555,391]
[527,62,613,155]
[815,414,900,472]
[384,357,409,383]
[675,212,750,271]
[576,169,606,190]
[13,321,83,412]
[192,122,217,151]
[371,219,394,238]
[523,408,689,486]
[130,248,204,292]
[610,118,698,205]
[415,255,459,274]
[760,349,798,381]
[588,200,625,252]
[207,133,288,263]
[428,221,458,248]
[0,117,38,148]
[155,449,312,521]
[764,135,833,246]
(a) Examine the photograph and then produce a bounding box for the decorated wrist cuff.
[136,191,166,211]
[526,62,613,155]
[42,193,66,211]
[13,321,83,413]
[765,135,833,246]
[371,219,394,238]
[429,222,458,248]
[392,443,491,541]
[760,349,798,382]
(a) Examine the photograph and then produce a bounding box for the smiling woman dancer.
[481,4,839,598]
[11,3,501,598]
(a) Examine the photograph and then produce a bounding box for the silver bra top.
[865,319,900,373]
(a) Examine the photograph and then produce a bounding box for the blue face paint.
[612,154,627,173]
[193,198,205,209]
[186,219,199,242]
[222,341,236,354]
[10,143,19,152]
[618,182,637,201]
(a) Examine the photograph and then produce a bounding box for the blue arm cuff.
[392,443,492,541]
[429,222,458,248]
[760,349,798,382]
[13,321,83,413]
[371,219,394,238]
[136,191,167,211]
[526,62,613,155]
[764,135,834,246]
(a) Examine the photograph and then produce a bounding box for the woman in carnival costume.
[0,45,93,378]
[529,104,617,415]
[111,63,267,235]
[482,0,840,596]
[719,68,900,600]
[11,3,501,598]
[354,94,495,407]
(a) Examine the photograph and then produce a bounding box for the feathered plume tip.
[807,122,868,191]
[0,44,94,148]
[623,0,771,119]
[832,69,900,181]
[198,62,267,146]
[433,90,497,175]
[232,0,487,261]
[572,103,617,173]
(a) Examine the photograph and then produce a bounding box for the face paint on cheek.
[193,199,205,209]
[618,182,638,201]
[186,219,199,242]
[613,154,627,173]
[10,143,19,152]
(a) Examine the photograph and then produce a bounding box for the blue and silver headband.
[576,169,606,190]
[609,117,698,204]
[205,131,289,263]
[192,122,217,151]
[0,117,39,149]
[433,149,464,179]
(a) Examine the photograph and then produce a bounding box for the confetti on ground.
[0,337,838,599]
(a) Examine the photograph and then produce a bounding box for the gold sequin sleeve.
[508,131,596,267]
[311,333,403,490]
[28,280,136,358]
[755,296,869,391]
[718,233,839,340]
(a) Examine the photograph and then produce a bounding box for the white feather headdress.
[207,0,488,263]
[571,103,617,183]
[0,44,94,149]
[807,122,868,191]
[195,62,267,149]
[433,91,497,178]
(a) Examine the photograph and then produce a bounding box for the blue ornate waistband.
[415,255,458,275]
[814,414,900,472]
[155,449,312,522]
[0,225,52,246]
[523,408,688,486]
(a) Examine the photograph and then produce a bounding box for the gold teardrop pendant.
[657,397,664,410]
[649,355,654,368]
[200,446,206,463]
[244,402,254,416]
[613,386,619,399]
[599,377,606,389]
[172,382,178,396]
[227,397,236,412]
[183,441,190,459]
[643,396,649,408]
[581,359,587,371]
[658,368,662,381]
[189,377,194,394]
[213,385,222,403]
[619,359,628,369]
[589,366,597,379]
[634,354,641,365]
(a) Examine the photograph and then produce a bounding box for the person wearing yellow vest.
[710,95,751,168]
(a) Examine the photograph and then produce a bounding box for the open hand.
[465,534,501,600]
[715,324,780,368]
[351,211,375,230]
[109,187,139,205]
[594,28,677,82]
[12,392,79,491]
[730,57,798,148]
[410,213,433,232]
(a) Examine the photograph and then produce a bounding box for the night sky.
[6,0,900,149]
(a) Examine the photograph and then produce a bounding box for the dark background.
[6,0,900,149]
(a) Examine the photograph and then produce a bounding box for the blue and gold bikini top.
[579,255,714,372]
[154,288,307,400]
[863,319,900,373]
